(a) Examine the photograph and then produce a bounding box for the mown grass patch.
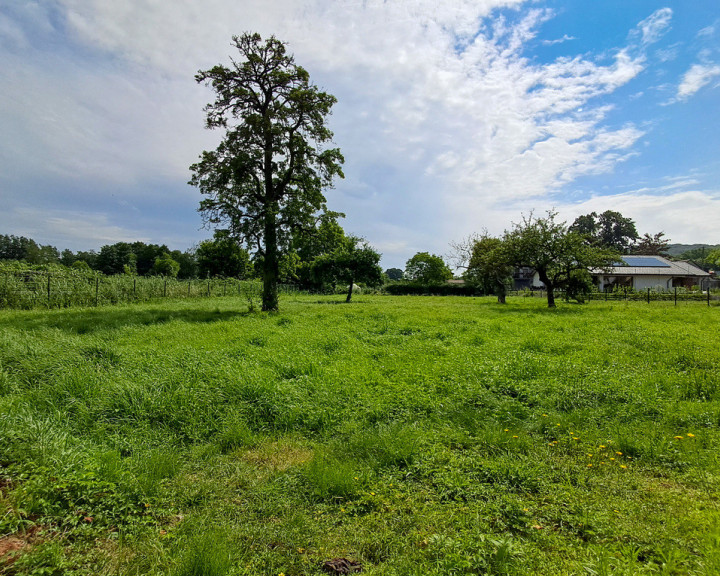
[0,295,719,574]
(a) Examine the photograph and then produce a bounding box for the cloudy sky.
[1,1,719,269]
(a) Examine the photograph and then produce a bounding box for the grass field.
[1,295,719,575]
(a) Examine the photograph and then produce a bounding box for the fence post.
[647,288,650,304]
[47,274,51,303]
[164,280,167,297]
[188,281,191,297]
[133,278,137,298]
[674,286,677,306]
[207,280,210,297]
[95,277,99,307]
[709,286,711,307]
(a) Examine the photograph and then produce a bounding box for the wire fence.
[0,270,299,310]
[508,287,718,306]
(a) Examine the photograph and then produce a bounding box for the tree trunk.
[262,209,279,312]
[346,280,353,303]
[538,270,556,308]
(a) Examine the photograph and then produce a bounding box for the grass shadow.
[0,306,245,334]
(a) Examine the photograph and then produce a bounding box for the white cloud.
[675,63,720,101]
[636,7,673,46]
[3,1,711,266]
[559,189,720,245]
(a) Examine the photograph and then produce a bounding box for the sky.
[1,0,719,270]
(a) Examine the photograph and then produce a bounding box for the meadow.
[1,294,719,575]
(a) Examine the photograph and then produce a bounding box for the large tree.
[189,33,344,311]
[504,211,617,308]
[404,252,453,285]
[569,210,639,253]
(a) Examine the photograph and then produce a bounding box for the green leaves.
[190,33,344,311]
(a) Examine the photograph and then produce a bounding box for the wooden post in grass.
[188,281,191,297]
[674,286,677,306]
[207,280,210,297]
[164,280,167,298]
[133,278,137,298]
[95,277,99,306]
[47,274,51,303]
[647,288,650,304]
[708,286,711,307]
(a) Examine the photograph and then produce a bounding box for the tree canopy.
[570,210,639,253]
[189,33,344,311]
[404,252,453,285]
[196,230,253,279]
[311,236,383,302]
[504,211,618,307]
[631,232,671,256]
[465,235,513,303]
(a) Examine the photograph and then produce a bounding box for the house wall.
[633,276,672,290]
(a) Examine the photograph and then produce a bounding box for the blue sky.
[1,1,718,269]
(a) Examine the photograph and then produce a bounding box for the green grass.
[1,294,719,574]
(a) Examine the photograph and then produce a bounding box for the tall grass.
[1,295,719,574]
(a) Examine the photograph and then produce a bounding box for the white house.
[593,255,710,291]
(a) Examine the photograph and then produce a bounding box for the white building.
[593,255,710,291]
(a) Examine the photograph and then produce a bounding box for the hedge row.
[383,283,483,296]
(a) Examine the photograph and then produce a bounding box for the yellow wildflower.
[687,433,695,438]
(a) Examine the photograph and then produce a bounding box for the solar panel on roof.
[619,256,671,267]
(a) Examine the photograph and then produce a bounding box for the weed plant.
[0,295,719,574]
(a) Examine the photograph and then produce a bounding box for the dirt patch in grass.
[241,440,314,472]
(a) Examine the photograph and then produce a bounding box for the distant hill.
[666,244,720,257]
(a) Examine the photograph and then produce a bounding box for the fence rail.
[508,287,717,306]
[0,271,298,310]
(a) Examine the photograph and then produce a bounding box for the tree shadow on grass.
[0,307,246,334]
[491,302,593,315]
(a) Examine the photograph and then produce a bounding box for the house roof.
[595,255,709,277]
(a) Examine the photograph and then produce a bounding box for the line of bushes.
[383,283,483,296]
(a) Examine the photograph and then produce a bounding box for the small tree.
[404,252,453,285]
[196,230,253,279]
[631,232,671,256]
[504,211,617,307]
[152,253,180,278]
[384,268,403,281]
[465,236,513,303]
[312,237,383,302]
[190,33,344,311]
